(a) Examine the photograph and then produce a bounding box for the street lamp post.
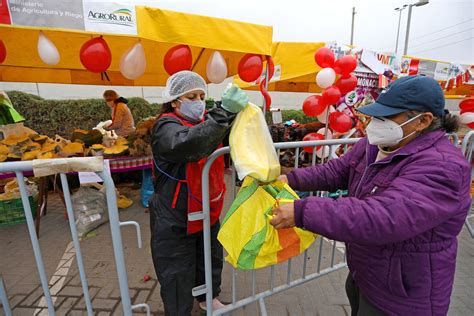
[394,5,408,53]
[403,0,429,55]
[350,7,356,46]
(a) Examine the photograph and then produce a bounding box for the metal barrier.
[461,131,474,238]
[0,157,150,316]
[447,132,459,146]
[194,138,359,315]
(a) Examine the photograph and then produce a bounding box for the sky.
[127,0,474,65]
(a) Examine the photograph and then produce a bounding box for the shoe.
[199,298,226,311]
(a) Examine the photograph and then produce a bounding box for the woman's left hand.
[270,202,296,230]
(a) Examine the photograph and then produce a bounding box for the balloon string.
[345,104,360,124]
[260,56,274,112]
[101,71,110,82]
[321,107,330,164]
[260,78,271,111]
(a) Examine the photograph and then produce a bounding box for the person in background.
[149,71,249,315]
[270,75,471,316]
[103,90,135,137]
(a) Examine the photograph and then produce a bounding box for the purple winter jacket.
[287,130,471,316]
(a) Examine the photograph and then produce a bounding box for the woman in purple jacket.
[270,75,471,316]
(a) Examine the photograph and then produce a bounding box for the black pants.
[151,222,223,316]
[345,273,387,316]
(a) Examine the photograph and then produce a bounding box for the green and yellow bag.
[218,177,317,270]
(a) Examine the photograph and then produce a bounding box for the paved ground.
[1,178,473,316]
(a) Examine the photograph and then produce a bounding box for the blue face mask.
[177,99,205,122]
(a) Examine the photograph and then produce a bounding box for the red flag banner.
[0,0,11,25]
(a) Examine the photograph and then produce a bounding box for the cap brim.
[357,102,407,117]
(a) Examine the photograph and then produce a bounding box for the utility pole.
[394,5,407,53]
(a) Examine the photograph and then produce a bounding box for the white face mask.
[176,99,205,122]
[366,114,422,146]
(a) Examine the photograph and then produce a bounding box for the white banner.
[434,62,450,81]
[83,1,137,35]
[361,49,401,76]
[7,0,84,29]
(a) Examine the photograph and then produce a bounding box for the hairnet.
[162,71,207,103]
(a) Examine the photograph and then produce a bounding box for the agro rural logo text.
[87,8,134,27]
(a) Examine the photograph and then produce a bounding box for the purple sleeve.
[293,160,470,245]
[287,139,364,193]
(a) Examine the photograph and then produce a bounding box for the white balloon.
[206,51,228,84]
[120,42,146,80]
[460,112,474,124]
[317,106,336,124]
[316,145,330,159]
[37,31,60,65]
[317,127,333,139]
[316,67,336,89]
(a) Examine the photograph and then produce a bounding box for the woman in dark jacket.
[149,71,248,315]
[271,75,471,316]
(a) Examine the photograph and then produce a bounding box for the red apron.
[156,113,226,234]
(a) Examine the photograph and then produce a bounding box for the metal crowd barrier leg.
[198,139,359,315]
[16,171,56,316]
[0,276,12,316]
[462,131,474,238]
[258,298,268,316]
[99,166,150,316]
[59,174,93,316]
[232,267,237,304]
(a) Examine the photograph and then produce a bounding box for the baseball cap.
[357,75,445,117]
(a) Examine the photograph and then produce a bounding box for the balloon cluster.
[301,47,359,157]
[459,97,474,129]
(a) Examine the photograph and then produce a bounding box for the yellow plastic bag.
[229,103,280,183]
[218,177,317,270]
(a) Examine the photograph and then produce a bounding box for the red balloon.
[321,86,342,105]
[163,45,192,76]
[469,122,474,129]
[459,97,474,114]
[334,55,357,75]
[335,74,358,95]
[314,47,335,68]
[303,132,325,153]
[238,54,263,82]
[80,37,112,73]
[302,95,328,117]
[329,111,353,133]
[0,40,6,64]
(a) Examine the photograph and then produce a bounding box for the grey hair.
[407,110,458,134]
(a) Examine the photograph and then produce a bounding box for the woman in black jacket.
[149,71,248,315]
